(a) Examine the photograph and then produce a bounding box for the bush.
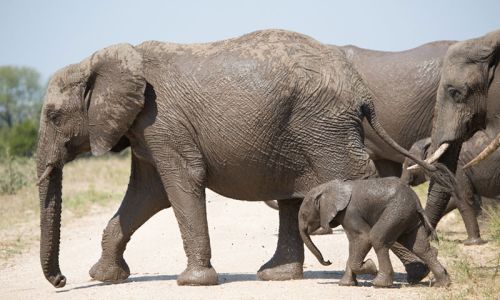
[0,150,35,194]
[0,119,39,157]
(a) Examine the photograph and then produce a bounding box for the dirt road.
[1,191,431,299]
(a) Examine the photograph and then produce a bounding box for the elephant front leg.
[340,232,377,286]
[90,158,169,282]
[153,150,218,286]
[257,198,304,281]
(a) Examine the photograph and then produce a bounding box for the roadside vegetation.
[0,153,130,261]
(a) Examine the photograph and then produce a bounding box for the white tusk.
[36,165,54,186]
[425,143,450,164]
[406,143,449,171]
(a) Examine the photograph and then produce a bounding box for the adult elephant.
[37,29,448,288]
[266,40,455,209]
[424,30,500,229]
[402,117,500,245]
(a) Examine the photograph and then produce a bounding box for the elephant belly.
[203,130,377,201]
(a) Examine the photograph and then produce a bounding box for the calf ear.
[319,181,352,229]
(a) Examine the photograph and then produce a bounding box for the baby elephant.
[299,177,451,287]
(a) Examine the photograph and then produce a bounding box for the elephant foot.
[89,257,130,283]
[177,266,218,286]
[311,227,333,235]
[362,259,378,275]
[339,275,358,286]
[372,272,393,288]
[257,261,303,281]
[405,261,430,284]
[432,275,451,288]
[463,237,487,246]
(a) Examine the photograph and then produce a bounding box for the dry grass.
[0,152,130,260]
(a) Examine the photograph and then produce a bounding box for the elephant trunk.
[424,143,461,227]
[298,218,331,266]
[37,130,66,288]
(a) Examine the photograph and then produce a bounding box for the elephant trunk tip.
[46,273,66,288]
[320,260,332,266]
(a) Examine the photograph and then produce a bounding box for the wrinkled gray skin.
[266,40,456,279]
[425,30,500,231]
[298,178,451,288]
[37,30,445,288]
[403,118,500,245]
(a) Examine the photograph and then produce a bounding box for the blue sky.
[1,0,499,81]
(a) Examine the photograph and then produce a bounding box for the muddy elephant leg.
[152,150,217,286]
[453,169,486,245]
[403,226,451,287]
[257,198,304,281]
[90,156,169,282]
[340,231,377,286]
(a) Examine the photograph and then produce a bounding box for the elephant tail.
[362,101,458,197]
[416,201,439,242]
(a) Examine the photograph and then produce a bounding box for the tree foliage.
[0,66,43,157]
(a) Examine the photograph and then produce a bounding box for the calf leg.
[401,226,451,287]
[340,232,377,286]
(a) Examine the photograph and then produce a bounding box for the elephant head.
[425,30,500,226]
[298,180,352,266]
[37,44,146,287]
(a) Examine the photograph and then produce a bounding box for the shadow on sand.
[57,269,418,292]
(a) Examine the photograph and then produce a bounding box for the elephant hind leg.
[399,226,451,287]
[90,156,170,283]
[257,198,304,281]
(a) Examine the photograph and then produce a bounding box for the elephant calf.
[299,177,451,288]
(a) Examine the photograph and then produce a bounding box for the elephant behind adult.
[37,30,449,288]
[340,40,455,175]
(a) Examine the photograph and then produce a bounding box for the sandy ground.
[1,191,433,300]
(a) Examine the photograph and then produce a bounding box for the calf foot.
[463,237,487,246]
[339,274,358,286]
[363,258,378,275]
[89,257,130,283]
[372,272,393,288]
[177,266,218,286]
[433,275,451,287]
[405,261,430,284]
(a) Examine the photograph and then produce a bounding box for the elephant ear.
[85,43,146,156]
[318,180,352,229]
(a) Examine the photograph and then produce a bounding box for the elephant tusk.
[463,133,500,169]
[407,143,449,171]
[36,165,54,186]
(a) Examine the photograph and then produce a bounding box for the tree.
[0,66,43,157]
[0,66,43,128]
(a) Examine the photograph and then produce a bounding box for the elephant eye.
[447,86,465,103]
[46,108,62,126]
